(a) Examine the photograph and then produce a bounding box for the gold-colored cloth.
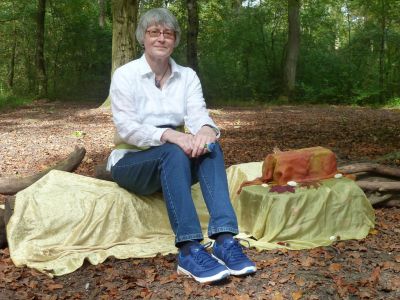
[7,162,374,277]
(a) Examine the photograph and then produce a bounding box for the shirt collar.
[139,54,181,78]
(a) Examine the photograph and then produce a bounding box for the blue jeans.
[111,142,239,245]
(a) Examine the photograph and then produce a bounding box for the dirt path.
[0,101,399,299]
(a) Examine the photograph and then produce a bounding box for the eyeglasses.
[146,29,175,39]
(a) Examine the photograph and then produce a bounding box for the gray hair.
[136,8,181,48]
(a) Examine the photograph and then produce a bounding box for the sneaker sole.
[212,254,257,276]
[177,265,230,283]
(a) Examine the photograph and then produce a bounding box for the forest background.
[1,0,400,109]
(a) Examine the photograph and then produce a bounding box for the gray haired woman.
[107,8,256,283]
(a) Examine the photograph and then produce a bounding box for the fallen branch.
[356,180,400,192]
[0,146,86,195]
[4,196,15,227]
[0,208,6,249]
[94,162,113,181]
[367,193,393,205]
[0,196,15,249]
[381,199,400,207]
[339,163,400,178]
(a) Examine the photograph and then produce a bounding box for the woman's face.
[144,24,175,61]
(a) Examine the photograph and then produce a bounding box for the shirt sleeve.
[110,68,168,147]
[184,70,220,137]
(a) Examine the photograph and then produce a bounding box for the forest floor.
[0,100,399,299]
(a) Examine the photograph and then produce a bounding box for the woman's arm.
[110,68,168,147]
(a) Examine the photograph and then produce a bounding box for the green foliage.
[0,0,399,106]
[384,97,400,108]
[0,93,32,110]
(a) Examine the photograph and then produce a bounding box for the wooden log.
[357,180,400,192]
[0,196,15,249]
[381,199,400,207]
[339,163,400,178]
[94,162,113,182]
[0,208,6,249]
[0,146,86,195]
[4,196,15,226]
[367,193,393,206]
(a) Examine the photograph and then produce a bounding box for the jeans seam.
[208,226,239,237]
[112,158,160,170]
[175,233,204,244]
[198,162,215,228]
[160,156,180,238]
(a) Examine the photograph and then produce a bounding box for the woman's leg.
[194,142,239,238]
[111,143,204,244]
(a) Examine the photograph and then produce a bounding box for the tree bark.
[356,181,400,192]
[0,146,86,195]
[282,0,300,101]
[186,0,199,73]
[339,163,400,178]
[0,209,6,249]
[100,0,138,108]
[111,0,138,75]
[378,0,386,102]
[36,0,47,98]
[98,0,106,28]
[8,24,17,89]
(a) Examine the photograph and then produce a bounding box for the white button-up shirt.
[107,55,219,170]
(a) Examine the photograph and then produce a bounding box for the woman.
[107,8,256,283]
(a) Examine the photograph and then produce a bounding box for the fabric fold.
[7,162,374,276]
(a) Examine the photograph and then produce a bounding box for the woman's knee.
[161,143,189,162]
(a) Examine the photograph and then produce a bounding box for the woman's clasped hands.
[161,126,217,158]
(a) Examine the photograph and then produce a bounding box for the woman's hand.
[161,129,194,156]
[191,126,217,158]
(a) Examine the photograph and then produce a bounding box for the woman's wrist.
[202,124,219,136]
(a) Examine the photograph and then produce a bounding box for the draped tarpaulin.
[7,162,374,276]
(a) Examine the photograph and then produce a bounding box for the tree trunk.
[8,24,17,89]
[232,0,243,11]
[186,0,199,73]
[378,0,386,103]
[98,0,106,28]
[36,0,47,98]
[111,0,138,75]
[100,0,138,108]
[282,0,300,101]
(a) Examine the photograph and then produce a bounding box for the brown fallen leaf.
[369,267,381,286]
[28,280,39,289]
[183,280,193,296]
[387,277,400,290]
[358,290,372,299]
[208,288,222,297]
[278,275,291,284]
[295,276,306,287]
[235,295,251,300]
[271,291,283,300]
[46,283,64,291]
[300,256,315,267]
[292,290,303,300]
[136,278,148,287]
[328,263,343,272]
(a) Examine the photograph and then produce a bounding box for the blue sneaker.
[212,238,257,276]
[177,242,230,283]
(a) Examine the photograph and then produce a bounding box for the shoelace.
[223,239,250,260]
[192,242,218,268]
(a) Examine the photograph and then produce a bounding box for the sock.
[178,241,199,255]
[215,233,234,245]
